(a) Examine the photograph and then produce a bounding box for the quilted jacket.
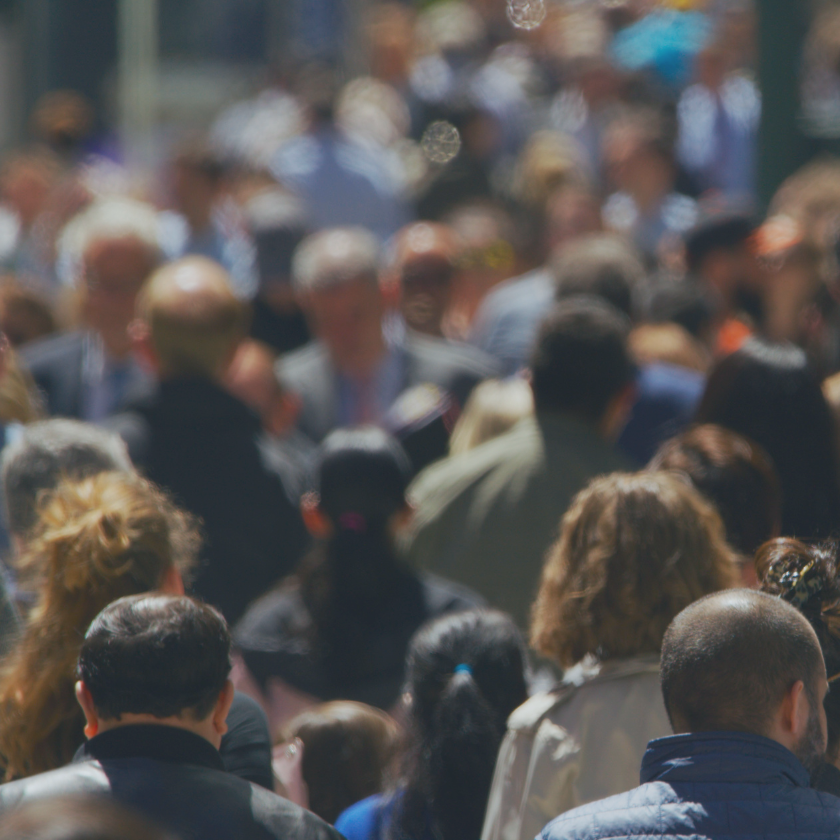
[539,731,840,840]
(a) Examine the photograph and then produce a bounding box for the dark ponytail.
[394,610,528,840]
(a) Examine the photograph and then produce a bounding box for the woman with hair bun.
[335,608,529,840]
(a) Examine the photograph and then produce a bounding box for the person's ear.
[599,382,636,441]
[779,679,809,742]
[128,318,160,374]
[159,565,185,596]
[75,681,100,739]
[212,679,236,737]
[301,492,331,538]
[389,502,414,537]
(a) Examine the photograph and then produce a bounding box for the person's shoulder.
[251,781,346,840]
[275,342,329,381]
[0,760,108,809]
[19,329,85,369]
[480,268,554,317]
[405,332,500,379]
[335,793,390,840]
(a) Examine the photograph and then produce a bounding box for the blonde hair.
[448,379,533,456]
[531,471,738,667]
[0,472,199,779]
[0,350,43,424]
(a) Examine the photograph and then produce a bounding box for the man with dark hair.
[404,297,634,626]
[540,590,840,840]
[0,594,343,840]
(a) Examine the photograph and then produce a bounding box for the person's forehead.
[83,235,156,279]
[308,275,379,303]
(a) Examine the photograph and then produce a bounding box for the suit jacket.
[104,376,310,624]
[0,725,343,840]
[276,332,499,443]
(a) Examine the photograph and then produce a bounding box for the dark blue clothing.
[336,792,435,840]
[540,731,840,840]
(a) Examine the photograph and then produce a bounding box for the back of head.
[696,338,840,539]
[684,212,755,275]
[532,471,738,667]
[649,424,781,558]
[398,609,528,840]
[79,594,231,721]
[2,418,133,539]
[552,233,645,319]
[529,297,633,421]
[284,701,398,824]
[661,590,824,736]
[137,256,248,379]
[292,227,380,294]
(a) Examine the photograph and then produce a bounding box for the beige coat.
[481,655,672,840]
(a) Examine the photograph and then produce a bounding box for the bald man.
[537,590,840,840]
[105,257,309,624]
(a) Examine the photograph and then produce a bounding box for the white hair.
[292,227,380,293]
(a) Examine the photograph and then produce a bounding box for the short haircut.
[529,297,633,421]
[78,594,231,721]
[292,227,380,293]
[1,419,133,537]
[649,424,782,557]
[660,590,825,736]
[531,471,737,666]
[684,213,755,274]
[552,233,645,318]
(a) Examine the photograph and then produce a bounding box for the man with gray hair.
[21,198,161,420]
[277,226,497,443]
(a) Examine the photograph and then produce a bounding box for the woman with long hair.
[0,471,198,779]
[233,427,482,734]
[335,609,529,840]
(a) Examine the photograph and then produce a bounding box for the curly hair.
[0,471,199,780]
[531,471,738,667]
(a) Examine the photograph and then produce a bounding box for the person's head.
[757,538,840,763]
[532,471,738,668]
[292,227,385,375]
[76,594,234,749]
[448,378,533,456]
[0,149,59,228]
[696,338,840,540]
[170,141,226,231]
[649,424,782,582]
[1,418,133,542]
[397,609,528,840]
[0,471,199,779]
[133,256,248,381]
[661,590,827,770]
[0,280,56,347]
[544,183,603,255]
[0,795,178,840]
[383,222,459,337]
[280,701,399,823]
[551,232,646,319]
[529,298,634,437]
[60,198,162,358]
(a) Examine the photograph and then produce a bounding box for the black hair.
[78,594,231,721]
[529,298,633,422]
[644,279,717,340]
[684,214,755,274]
[661,590,824,737]
[393,609,528,840]
[696,339,840,540]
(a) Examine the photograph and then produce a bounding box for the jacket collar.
[641,731,810,788]
[74,724,225,772]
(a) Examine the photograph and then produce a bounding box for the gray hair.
[1,420,134,537]
[292,227,380,293]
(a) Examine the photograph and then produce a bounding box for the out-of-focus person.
[105,256,309,624]
[0,594,344,840]
[21,197,160,420]
[277,227,497,443]
[233,428,483,733]
[274,701,398,823]
[336,609,529,840]
[482,471,738,840]
[538,590,836,840]
[649,424,781,586]
[0,279,56,348]
[696,338,840,540]
[404,298,635,627]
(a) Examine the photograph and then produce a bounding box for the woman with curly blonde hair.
[0,471,199,780]
[482,471,739,840]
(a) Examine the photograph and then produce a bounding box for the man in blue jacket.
[540,589,840,840]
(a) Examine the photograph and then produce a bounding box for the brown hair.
[531,471,738,666]
[0,472,199,779]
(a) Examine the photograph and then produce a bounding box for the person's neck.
[95,714,221,750]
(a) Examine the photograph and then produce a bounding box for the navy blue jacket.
[540,732,840,840]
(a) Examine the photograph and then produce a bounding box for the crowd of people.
[1,0,840,838]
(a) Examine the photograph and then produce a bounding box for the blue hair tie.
[454,664,473,676]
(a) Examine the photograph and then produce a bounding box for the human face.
[400,255,453,337]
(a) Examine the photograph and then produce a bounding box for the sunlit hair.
[0,471,199,780]
[531,471,738,667]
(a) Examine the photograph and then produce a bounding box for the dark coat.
[0,725,342,840]
[540,732,840,840]
[104,377,310,624]
[276,332,499,443]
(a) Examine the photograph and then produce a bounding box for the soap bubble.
[506,0,547,30]
[421,121,461,164]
